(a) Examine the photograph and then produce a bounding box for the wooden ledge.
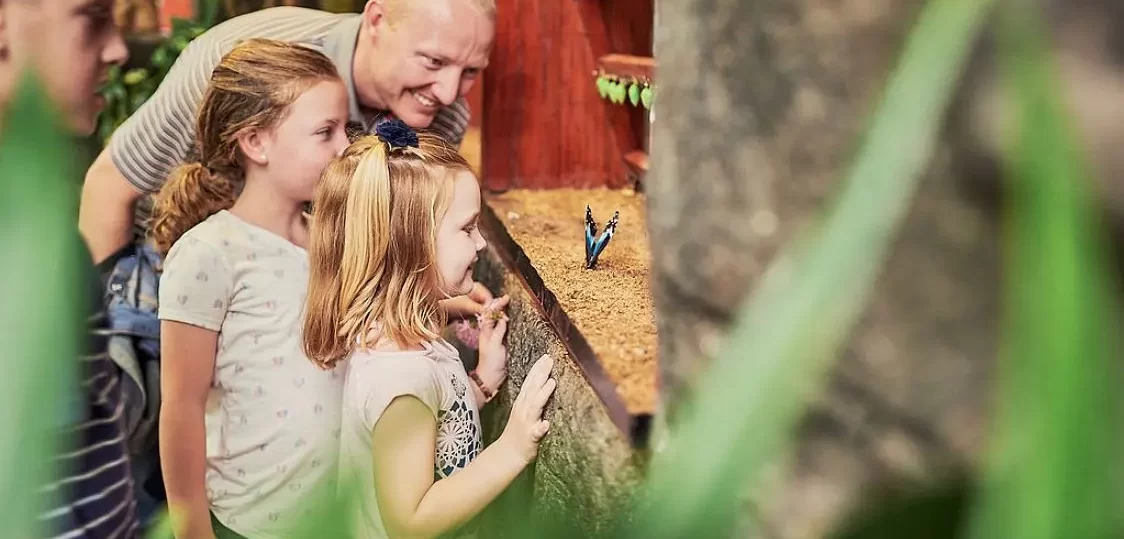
[624,150,649,177]
[598,54,656,82]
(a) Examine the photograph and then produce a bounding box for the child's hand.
[475,296,510,390]
[438,283,498,320]
[499,354,556,465]
[469,281,494,306]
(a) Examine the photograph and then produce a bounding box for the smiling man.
[78,0,495,265]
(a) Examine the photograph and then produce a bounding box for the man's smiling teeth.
[411,90,437,107]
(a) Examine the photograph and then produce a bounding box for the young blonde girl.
[303,125,556,538]
[153,39,351,539]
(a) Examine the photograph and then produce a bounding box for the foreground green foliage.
[0,76,84,538]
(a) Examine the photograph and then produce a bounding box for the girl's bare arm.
[159,321,219,539]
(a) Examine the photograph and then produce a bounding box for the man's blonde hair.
[302,131,476,369]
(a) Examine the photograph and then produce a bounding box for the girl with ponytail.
[153,38,351,539]
[303,123,556,539]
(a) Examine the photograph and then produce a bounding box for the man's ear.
[363,0,387,36]
[237,128,269,167]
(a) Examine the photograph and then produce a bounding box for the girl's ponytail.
[304,138,392,369]
[150,162,238,255]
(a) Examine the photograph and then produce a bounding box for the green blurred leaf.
[104,64,122,85]
[172,36,190,53]
[151,47,171,70]
[628,0,995,536]
[103,81,127,101]
[965,3,1122,539]
[193,0,221,27]
[145,509,174,539]
[123,68,148,86]
[169,16,195,35]
[131,92,151,112]
[0,73,82,538]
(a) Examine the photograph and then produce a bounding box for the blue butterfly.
[585,205,620,269]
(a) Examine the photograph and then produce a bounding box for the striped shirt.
[39,235,138,539]
[109,7,472,233]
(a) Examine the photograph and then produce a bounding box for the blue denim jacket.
[101,241,162,455]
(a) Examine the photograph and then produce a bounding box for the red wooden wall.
[482,0,653,191]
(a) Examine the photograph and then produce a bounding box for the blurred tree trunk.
[646,0,1003,536]
[649,0,1124,535]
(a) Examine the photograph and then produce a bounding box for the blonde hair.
[149,38,341,255]
[303,131,475,369]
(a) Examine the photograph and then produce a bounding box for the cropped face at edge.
[2,0,127,134]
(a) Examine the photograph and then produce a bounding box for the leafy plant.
[95,17,210,146]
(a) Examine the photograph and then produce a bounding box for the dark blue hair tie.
[374,118,419,149]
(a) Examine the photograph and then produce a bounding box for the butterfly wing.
[586,210,619,269]
[585,205,598,265]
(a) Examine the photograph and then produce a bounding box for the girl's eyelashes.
[462,219,481,235]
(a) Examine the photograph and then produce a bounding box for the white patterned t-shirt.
[158,210,345,538]
[338,339,482,538]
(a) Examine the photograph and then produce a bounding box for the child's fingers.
[493,316,508,341]
[533,420,550,441]
[512,355,552,412]
[524,355,553,389]
[528,377,556,416]
[477,312,496,337]
[470,282,495,303]
[511,376,529,411]
[491,295,511,311]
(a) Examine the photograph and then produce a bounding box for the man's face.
[1,0,127,134]
[360,0,493,128]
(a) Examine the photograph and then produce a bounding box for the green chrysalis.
[640,86,654,109]
[628,83,641,106]
[613,82,627,104]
